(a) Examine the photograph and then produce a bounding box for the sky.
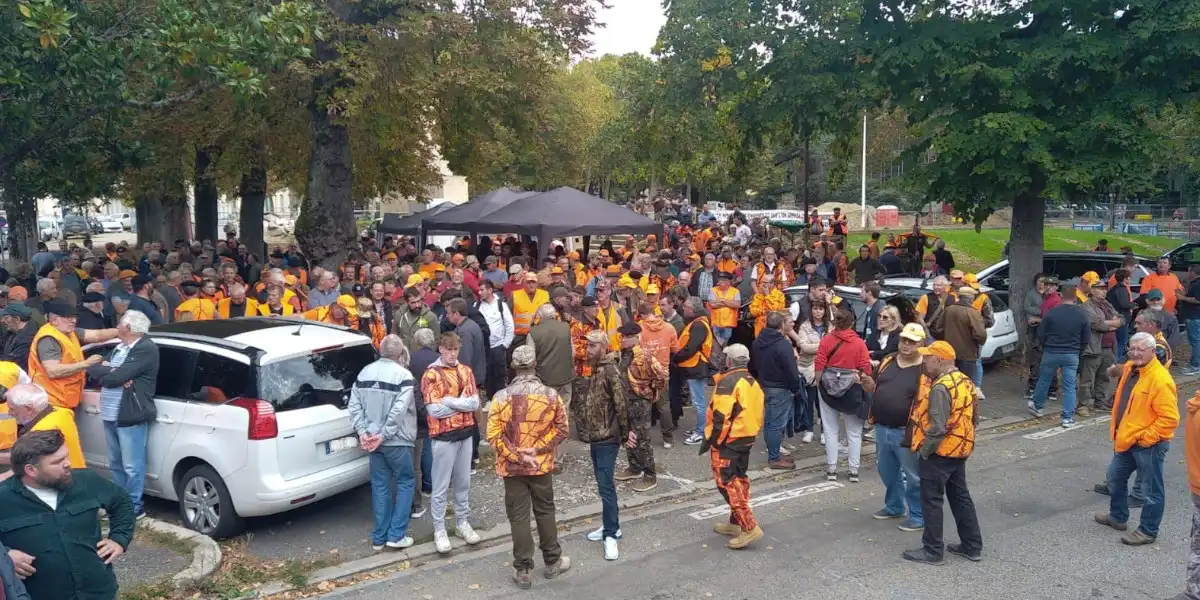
[587,0,667,57]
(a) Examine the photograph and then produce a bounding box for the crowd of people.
[0,209,1194,596]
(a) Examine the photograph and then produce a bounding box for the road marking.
[687,481,845,520]
[658,472,695,486]
[1023,415,1111,440]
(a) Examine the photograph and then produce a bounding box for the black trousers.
[486,344,508,402]
[919,454,983,557]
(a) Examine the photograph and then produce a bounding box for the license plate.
[324,436,358,455]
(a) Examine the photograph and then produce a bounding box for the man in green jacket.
[0,430,134,600]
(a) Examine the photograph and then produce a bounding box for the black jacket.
[866,329,901,361]
[673,315,711,380]
[86,337,159,426]
[410,347,438,438]
[2,324,35,372]
[1037,303,1091,354]
[749,328,801,392]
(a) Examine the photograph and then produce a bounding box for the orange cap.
[568,251,580,260]
[119,270,137,279]
[551,267,564,275]
[606,265,622,276]
[433,263,446,272]
[918,340,957,360]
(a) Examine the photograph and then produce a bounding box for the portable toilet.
[876,205,899,228]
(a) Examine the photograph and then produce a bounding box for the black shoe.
[901,548,945,565]
[1094,483,1110,496]
[947,543,981,562]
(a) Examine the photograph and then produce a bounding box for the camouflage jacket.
[619,346,668,401]
[579,352,629,444]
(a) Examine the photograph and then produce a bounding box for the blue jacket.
[0,541,31,600]
[749,327,802,393]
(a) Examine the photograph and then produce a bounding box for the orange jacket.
[1188,391,1200,495]
[1140,272,1183,314]
[1110,358,1179,453]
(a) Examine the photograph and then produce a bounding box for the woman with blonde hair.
[357,297,386,348]
[866,305,903,366]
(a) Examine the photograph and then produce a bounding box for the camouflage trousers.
[625,396,656,475]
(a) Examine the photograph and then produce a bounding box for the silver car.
[78,318,377,538]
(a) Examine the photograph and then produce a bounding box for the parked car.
[97,215,123,233]
[730,282,1018,363]
[111,211,133,230]
[60,214,91,239]
[38,218,57,242]
[1162,241,1200,279]
[969,251,1155,305]
[78,318,378,539]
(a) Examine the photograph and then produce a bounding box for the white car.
[111,212,133,230]
[98,216,123,233]
[38,218,57,242]
[78,318,377,538]
[783,281,1019,363]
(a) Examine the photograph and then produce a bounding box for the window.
[1050,258,1103,282]
[257,343,378,412]
[155,346,198,398]
[191,352,253,403]
[979,265,1009,291]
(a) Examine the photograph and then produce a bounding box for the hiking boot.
[632,473,658,492]
[901,548,944,565]
[1094,512,1128,531]
[544,556,571,579]
[614,467,642,482]
[767,457,795,470]
[947,543,981,562]
[512,568,533,590]
[1075,406,1092,418]
[727,525,763,549]
[713,522,741,536]
[1121,530,1157,546]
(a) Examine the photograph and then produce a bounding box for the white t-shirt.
[26,484,58,510]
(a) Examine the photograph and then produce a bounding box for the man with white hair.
[308,270,341,309]
[349,334,418,551]
[0,383,86,478]
[85,311,159,517]
[1094,331,1179,547]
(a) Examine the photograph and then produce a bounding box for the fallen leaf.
[701,544,708,549]
[866,538,875,543]
[468,583,481,590]
[1013,513,1020,517]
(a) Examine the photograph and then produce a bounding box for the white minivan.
[79,318,377,538]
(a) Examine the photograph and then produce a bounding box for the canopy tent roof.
[419,187,536,233]
[478,186,663,242]
[376,203,456,235]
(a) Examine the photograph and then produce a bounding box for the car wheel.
[177,464,245,539]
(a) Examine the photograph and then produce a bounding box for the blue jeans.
[713,327,732,345]
[590,442,620,538]
[688,378,708,436]
[1187,319,1200,370]
[1107,441,1169,537]
[797,385,817,432]
[972,358,983,387]
[1032,351,1079,418]
[763,388,792,462]
[1114,324,1130,363]
[103,421,148,514]
[368,445,416,545]
[876,425,923,524]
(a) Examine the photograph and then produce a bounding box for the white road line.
[1023,415,1112,440]
[687,481,845,520]
[658,472,695,486]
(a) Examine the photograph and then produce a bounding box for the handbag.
[819,341,856,398]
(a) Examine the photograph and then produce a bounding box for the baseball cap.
[646,284,660,295]
[523,272,538,282]
[433,263,446,272]
[958,286,978,297]
[568,251,580,260]
[918,340,956,360]
[585,330,609,344]
[963,273,980,289]
[606,265,622,276]
[405,274,423,288]
[508,264,523,275]
[1081,271,1100,284]
[580,296,598,307]
[511,344,537,369]
[118,269,137,279]
[1147,289,1164,301]
[899,322,926,342]
[723,343,750,363]
[0,303,32,320]
[949,269,965,279]
[550,266,564,275]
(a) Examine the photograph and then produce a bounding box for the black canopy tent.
[477,186,664,246]
[419,187,536,233]
[376,202,456,235]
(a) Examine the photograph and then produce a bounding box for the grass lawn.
[838,228,1183,272]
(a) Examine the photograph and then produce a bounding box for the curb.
[249,403,1163,598]
[139,518,223,586]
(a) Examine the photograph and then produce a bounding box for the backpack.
[698,318,726,372]
[467,303,493,345]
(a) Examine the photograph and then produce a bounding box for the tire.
[177,464,245,540]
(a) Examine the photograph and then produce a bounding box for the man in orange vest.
[675,297,714,447]
[28,303,118,410]
[511,272,549,344]
[707,272,740,344]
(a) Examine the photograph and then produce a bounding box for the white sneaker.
[372,543,385,552]
[386,537,414,549]
[663,441,673,449]
[801,432,814,444]
[410,506,426,519]
[586,527,622,542]
[434,530,452,554]
[603,537,619,560]
[456,522,481,545]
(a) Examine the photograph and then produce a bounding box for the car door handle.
[83,406,100,415]
[156,417,176,424]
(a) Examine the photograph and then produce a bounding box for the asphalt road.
[312,391,1197,600]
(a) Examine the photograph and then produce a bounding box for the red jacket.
[814,328,872,375]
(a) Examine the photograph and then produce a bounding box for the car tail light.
[230,398,278,440]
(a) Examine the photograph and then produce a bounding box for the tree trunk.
[138,179,191,246]
[2,170,38,262]
[800,136,811,246]
[193,145,221,244]
[1009,173,1049,361]
[135,195,159,247]
[239,138,268,260]
[295,38,357,270]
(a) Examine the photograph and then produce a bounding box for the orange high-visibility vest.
[512,288,549,336]
[29,323,86,409]
[175,298,217,321]
[708,286,740,328]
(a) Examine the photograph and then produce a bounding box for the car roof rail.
[147,331,257,354]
